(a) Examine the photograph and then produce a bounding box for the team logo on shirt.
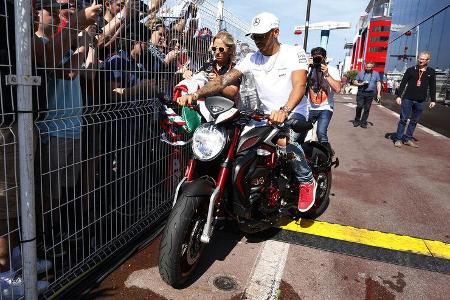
[297,52,307,64]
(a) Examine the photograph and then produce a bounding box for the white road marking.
[342,96,353,100]
[342,100,446,139]
[243,240,289,300]
[344,103,357,108]
[376,105,446,138]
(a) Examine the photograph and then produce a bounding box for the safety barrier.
[0,0,252,298]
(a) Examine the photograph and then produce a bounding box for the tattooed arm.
[176,68,243,106]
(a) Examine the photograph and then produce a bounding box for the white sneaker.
[1,270,49,299]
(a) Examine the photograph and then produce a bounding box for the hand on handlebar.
[176,93,198,107]
[269,109,288,124]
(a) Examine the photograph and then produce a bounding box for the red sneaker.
[298,179,317,212]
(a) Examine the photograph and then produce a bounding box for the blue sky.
[224,0,369,66]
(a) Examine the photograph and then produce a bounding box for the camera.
[359,80,369,90]
[312,55,323,68]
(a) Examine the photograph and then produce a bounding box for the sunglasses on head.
[211,46,227,53]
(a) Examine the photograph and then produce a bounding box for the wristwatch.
[191,92,199,100]
[280,105,292,115]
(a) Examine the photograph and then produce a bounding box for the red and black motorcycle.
[159,96,339,288]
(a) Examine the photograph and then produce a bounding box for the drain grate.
[213,275,238,291]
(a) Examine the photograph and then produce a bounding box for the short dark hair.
[311,47,327,57]
[119,23,151,51]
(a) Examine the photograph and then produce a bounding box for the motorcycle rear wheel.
[159,192,208,288]
[297,170,332,219]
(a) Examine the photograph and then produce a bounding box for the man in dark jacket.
[394,51,436,148]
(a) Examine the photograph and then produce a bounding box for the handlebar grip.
[285,119,313,133]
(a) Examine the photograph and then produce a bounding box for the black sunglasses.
[250,30,271,41]
[211,46,227,53]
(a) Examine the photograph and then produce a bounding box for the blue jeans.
[395,99,426,142]
[282,113,313,183]
[308,109,333,143]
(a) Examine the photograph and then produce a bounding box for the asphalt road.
[380,93,450,138]
[87,94,450,300]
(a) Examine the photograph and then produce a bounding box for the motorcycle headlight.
[192,123,227,161]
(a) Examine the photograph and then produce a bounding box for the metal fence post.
[216,0,224,32]
[14,0,38,299]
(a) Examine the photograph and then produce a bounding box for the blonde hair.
[212,31,237,62]
[419,51,431,60]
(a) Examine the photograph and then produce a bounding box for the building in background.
[342,42,353,74]
[385,0,449,102]
[350,0,392,74]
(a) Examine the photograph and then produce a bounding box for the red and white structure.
[350,0,392,74]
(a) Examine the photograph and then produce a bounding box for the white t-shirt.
[235,44,308,116]
[307,65,340,112]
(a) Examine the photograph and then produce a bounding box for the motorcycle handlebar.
[240,110,313,133]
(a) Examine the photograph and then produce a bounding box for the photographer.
[305,47,341,153]
[352,62,381,128]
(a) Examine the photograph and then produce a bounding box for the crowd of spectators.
[0,0,242,297]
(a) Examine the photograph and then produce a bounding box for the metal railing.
[0,0,251,298]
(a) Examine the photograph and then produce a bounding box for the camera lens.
[313,56,322,64]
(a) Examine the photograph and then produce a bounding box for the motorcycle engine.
[247,164,281,216]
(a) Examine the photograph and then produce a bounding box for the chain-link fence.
[0,0,252,298]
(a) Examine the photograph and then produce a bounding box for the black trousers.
[355,91,375,124]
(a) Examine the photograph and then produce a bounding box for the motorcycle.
[158,96,339,288]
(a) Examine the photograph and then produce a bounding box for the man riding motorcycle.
[177,12,316,212]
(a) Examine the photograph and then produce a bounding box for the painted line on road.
[376,105,446,138]
[342,96,353,100]
[280,219,450,260]
[243,240,289,299]
[272,228,450,275]
[274,220,450,274]
[344,103,357,108]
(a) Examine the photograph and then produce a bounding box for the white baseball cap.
[246,12,280,36]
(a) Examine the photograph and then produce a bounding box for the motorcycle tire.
[297,170,332,219]
[159,192,208,288]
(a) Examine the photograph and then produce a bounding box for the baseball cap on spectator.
[246,12,279,36]
[34,0,70,9]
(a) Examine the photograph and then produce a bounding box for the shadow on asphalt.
[385,132,419,142]
[182,220,286,287]
[183,221,244,287]
[86,288,115,299]
[348,119,375,127]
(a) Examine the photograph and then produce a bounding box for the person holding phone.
[352,62,381,128]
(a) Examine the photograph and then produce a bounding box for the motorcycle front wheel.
[159,192,208,288]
